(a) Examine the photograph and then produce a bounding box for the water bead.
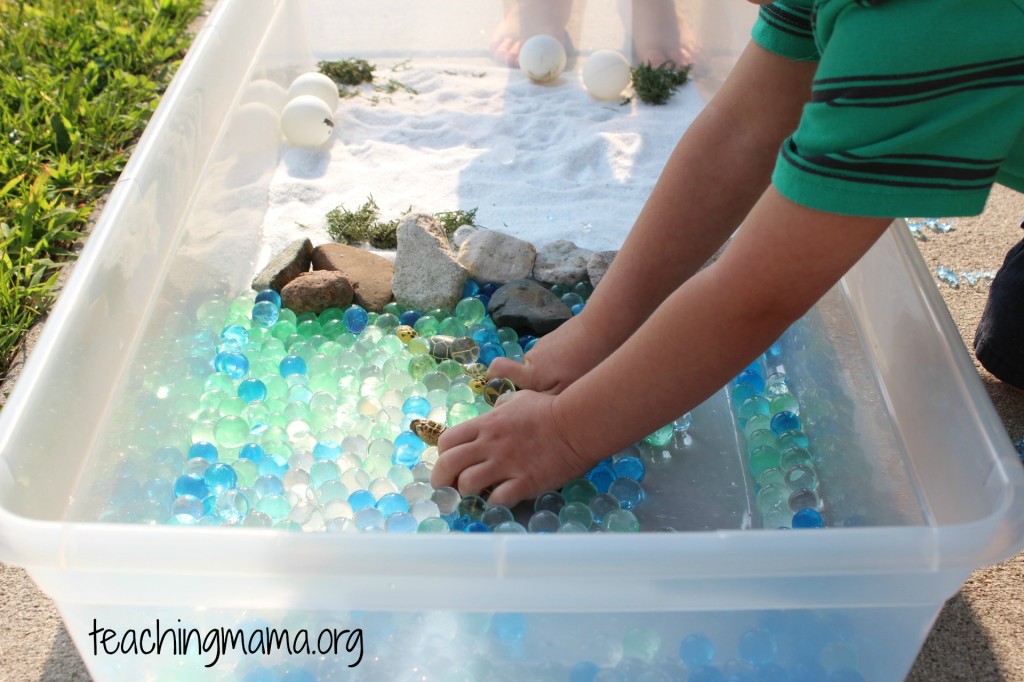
[608,478,645,510]
[478,342,506,366]
[777,430,810,451]
[784,464,819,491]
[204,462,238,494]
[586,463,617,493]
[612,455,646,482]
[431,487,461,515]
[173,472,208,499]
[348,489,376,511]
[746,429,778,454]
[792,507,825,529]
[747,446,781,479]
[673,412,693,432]
[417,517,450,533]
[171,495,204,524]
[534,490,566,515]
[589,493,621,524]
[214,489,250,523]
[457,494,487,521]
[562,479,599,505]
[756,483,790,516]
[341,305,369,333]
[788,488,820,512]
[527,510,561,533]
[376,492,410,516]
[602,509,640,533]
[252,301,280,328]
[253,474,285,497]
[410,498,440,523]
[738,397,771,425]
[643,424,673,447]
[770,411,801,436]
[254,289,282,307]
[354,506,385,531]
[734,369,766,395]
[493,521,528,533]
[385,511,419,533]
[558,501,594,528]
[481,505,515,528]
[188,441,218,462]
[741,414,771,439]
[387,466,415,490]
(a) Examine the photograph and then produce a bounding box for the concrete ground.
[0,2,1022,678]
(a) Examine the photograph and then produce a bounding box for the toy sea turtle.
[410,418,447,446]
[483,377,517,406]
[428,335,480,364]
[395,325,419,344]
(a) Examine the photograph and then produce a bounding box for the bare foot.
[630,0,696,67]
[491,0,574,68]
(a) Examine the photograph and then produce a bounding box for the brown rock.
[280,271,354,315]
[251,238,313,292]
[312,243,395,312]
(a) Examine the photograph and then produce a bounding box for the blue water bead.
[570,303,585,316]
[171,495,204,523]
[479,282,500,297]
[255,289,282,307]
[734,369,765,395]
[477,342,506,366]
[238,443,266,463]
[384,511,419,533]
[687,667,725,682]
[143,478,175,506]
[214,351,249,379]
[251,300,280,328]
[738,628,777,665]
[471,327,500,347]
[237,378,267,403]
[608,478,645,510]
[188,441,218,462]
[464,521,490,532]
[257,455,287,478]
[612,455,646,482]
[252,474,284,498]
[376,492,410,516]
[491,613,526,644]
[792,508,825,529]
[770,411,801,435]
[570,662,601,682]
[313,439,343,461]
[215,489,250,523]
[393,430,426,467]
[402,395,432,418]
[343,305,369,333]
[348,489,376,511]
[204,462,238,494]
[173,473,209,499]
[462,279,481,298]
[279,354,307,377]
[585,463,617,493]
[221,323,249,345]
[827,668,865,682]
[679,633,715,668]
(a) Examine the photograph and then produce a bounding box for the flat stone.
[532,239,593,286]
[488,279,572,336]
[251,238,313,292]
[392,213,468,311]
[457,229,536,284]
[280,270,354,315]
[312,243,394,312]
[587,250,617,287]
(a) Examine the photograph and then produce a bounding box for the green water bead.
[777,430,810,451]
[250,357,279,378]
[408,355,437,381]
[197,298,229,327]
[558,501,594,529]
[437,359,466,380]
[199,388,228,412]
[756,483,789,516]
[321,319,347,340]
[270,320,298,341]
[376,334,404,357]
[218,396,246,417]
[731,382,756,407]
[622,627,661,664]
[190,419,217,445]
[406,336,431,356]
[374,313,400,332]
[501,341,524,358]
[413,316,440,337]
[603,509,640,533]
[742,414,771,438]
[387,465,415,490]
[757,467,786,488]
[422,371,451,392]
[308,372,337,395]
[770,393,801,416]
[257,494,290,521]
[550,284,571,298]
[496,327,519,344]
[438,317,466,338]
[643,424,674,447]
[739,396,771,422]
[446,383,476,408]
[448,402,478,425]
[233,458,259,487]
[562,479,599,505]
[780,446,814,470]
[204,372,235,394]
[296,319,322,339]
[418,517,450,533]
[318,307,346,324]
[748,445,781,478]
[746,428,778,453]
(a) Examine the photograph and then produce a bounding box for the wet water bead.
[376,492,410,516]
[756,467,786,488]
[237,378,268,404]
[457,494,488,521]
[755,483,789,517]
[609,478,645,510]
[769,393,800,417]
[278,354,308,378]
[318,479,350,504]
[784,464,819,491]
[558,501,594,529]
[764,372,790,398]
[673,412,693,433]
[589,493,621,524]
[643,424,673,447]
[534,490,566,515]
[678,633,715,668]
[745,429,779,454]
[384,511,419,533]
[232,458,259,487]
[562,478,599,505]
[354,506,385,531]
[387,466,415,491]
[734,368,766,395]
[586,463,617,493]
[251,300,280,328]
[792,507,825,529]
[431,486,461,515]
[741,414,771,440]
[788,488,820,512]
[738,397,771,426]
[215,489,250,523]
[417,517,450,533]
[342,305,369,333]
[478,342,506,366]
[770,411,801,436]
[171,494,204,524]
[204,462,238,494]
[188,441,218,462]
[780,446,814,470]
[603,509,640,532]
[348,488,376,511]
[479,505,513,529]
[527,510,561,533]
[776,430,810,451]
[413,315,440,338]
[256,493,290,521]
[612,455,646,482]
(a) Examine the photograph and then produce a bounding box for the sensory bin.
[1,1,1022,681]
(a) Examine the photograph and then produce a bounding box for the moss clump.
[318,58,374,86]
[630,61,693,105]
[325,198,478,248]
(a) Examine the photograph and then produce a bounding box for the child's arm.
[488,42,816,394]
[433,188,892,506]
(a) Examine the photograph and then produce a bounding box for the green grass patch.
[0,0,203,383]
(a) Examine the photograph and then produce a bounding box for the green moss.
[318,58,374,86]
[325,198,478,248]
[630,60,693,105]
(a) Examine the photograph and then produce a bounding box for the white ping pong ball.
[582,50,631,99]
[280,95,334,147]
[287,72,340,112]
[519,35,567,83]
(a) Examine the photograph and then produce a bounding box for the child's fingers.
[486,478,531,509]
[437,418,479,451]
[488,356,529,384]
[454,460,503,498]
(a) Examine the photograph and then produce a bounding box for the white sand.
[257,56,704,266]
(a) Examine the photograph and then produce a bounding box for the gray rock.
[532,239,593,286]
[457,229,536,284]
[587,250,617,287]
[392,213,468,311]
[280,270,354,315]
[452,224,478,248]
[252,238,313,291]
[312,243,394,312]
[488,279,572,336]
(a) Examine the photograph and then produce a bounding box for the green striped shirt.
[752,0,1024,217]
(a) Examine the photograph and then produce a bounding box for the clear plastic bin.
[1,1,1022,680]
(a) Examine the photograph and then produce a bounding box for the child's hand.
[487,314,616,395]
[430,390,594,508]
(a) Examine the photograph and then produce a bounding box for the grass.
[0,0,203,384]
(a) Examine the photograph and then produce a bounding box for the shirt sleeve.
[750,2,821,62]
